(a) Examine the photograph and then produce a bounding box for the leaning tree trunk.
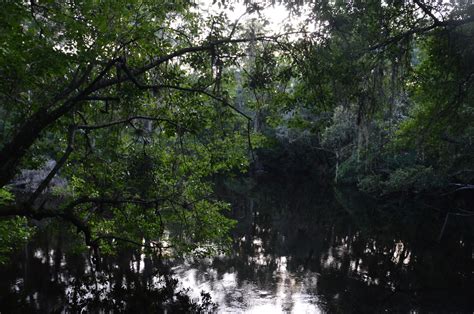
[0,109,54,188]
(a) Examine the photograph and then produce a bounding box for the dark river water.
[1,175,473,313]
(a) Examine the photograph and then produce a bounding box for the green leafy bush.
[0,188,33,263]
[358,165,447,195]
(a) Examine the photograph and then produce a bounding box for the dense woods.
[0,0,473,311]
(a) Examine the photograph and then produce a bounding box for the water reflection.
[0,227,216,313]
[0,175,472,312]
[173,254,321,313]
[172,176,473,313]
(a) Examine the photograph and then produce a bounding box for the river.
[0,175,472,312]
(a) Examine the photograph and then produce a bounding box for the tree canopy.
[0,0,271,258]
[0,0,473,262]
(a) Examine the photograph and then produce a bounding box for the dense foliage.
[0,0,267,260]
[256,0,474,196]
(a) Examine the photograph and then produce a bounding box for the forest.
[0,0,473,312]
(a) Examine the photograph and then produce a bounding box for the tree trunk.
[0,99,76,188]
[0,109,52,187]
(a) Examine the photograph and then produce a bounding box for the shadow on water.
[0,222,216,313]
[0,174,472,313]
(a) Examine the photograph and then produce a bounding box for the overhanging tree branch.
[369,15,474,51]
[94,235,172,250]
[0,59,119,188]
[118,55,252,120]
[413,0,441,25]
[92,34,294,92]
[77,116,187,131]
[27,125,77,205]
[82,96,120,102]
[154,84,252,120]
[0,33,289,188]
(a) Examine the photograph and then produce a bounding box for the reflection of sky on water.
[173,254,322,313]
[169,230,416,312]
[12,228,417,312]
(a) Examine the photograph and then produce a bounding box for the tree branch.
[0,33,288,188]
[92,35,290,92]
[60,196,171,212]
[118,61,252,120]
[413,0,440,25]
[155,84,252,120]
[369,15,474,51]
[82,96,120,102]
[77,115,189,132]
[27,125,77,205]
[94,235,172,250]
